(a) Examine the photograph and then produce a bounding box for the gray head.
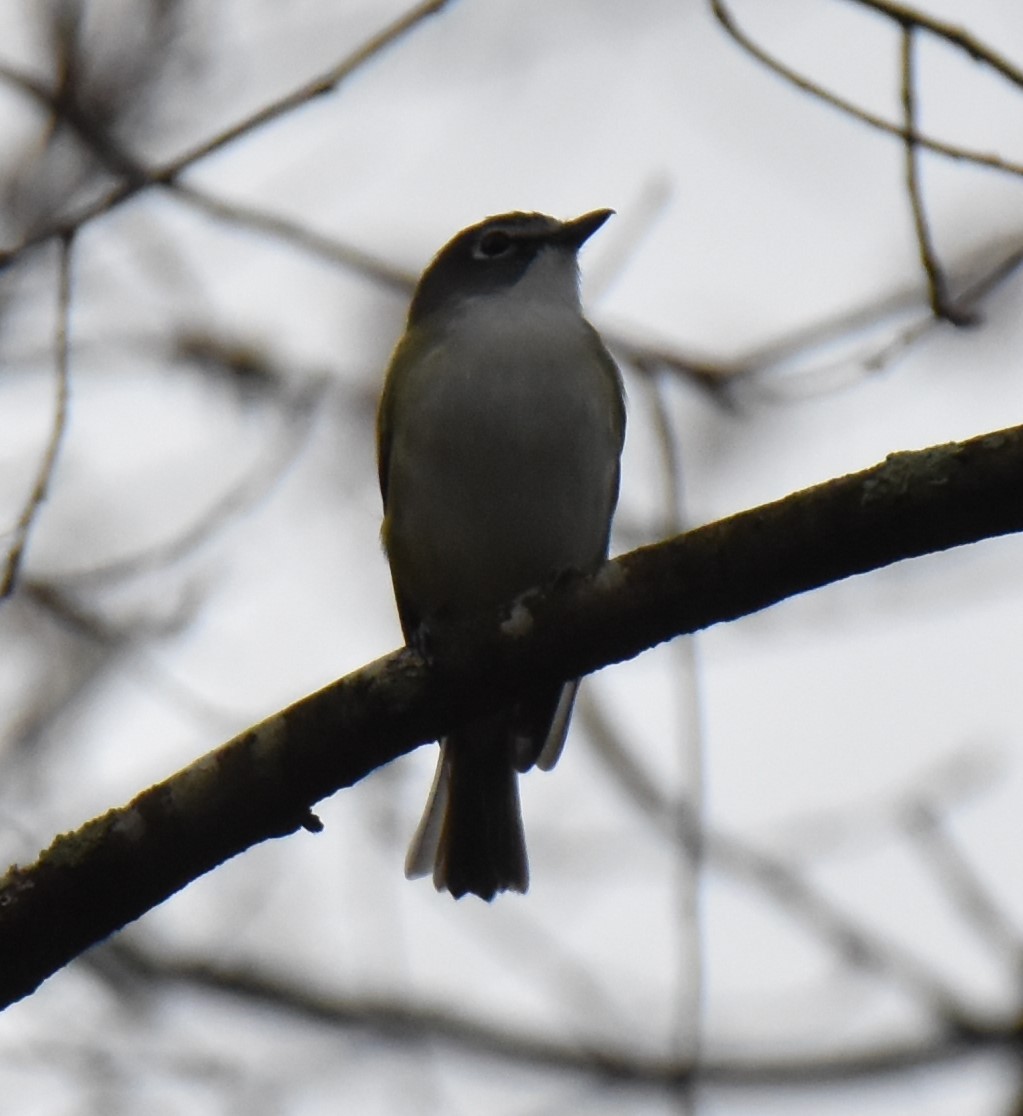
[407,209,613,328]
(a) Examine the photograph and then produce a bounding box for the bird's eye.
[475,230,513,259]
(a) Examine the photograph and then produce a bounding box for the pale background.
[1,1,1023,1113]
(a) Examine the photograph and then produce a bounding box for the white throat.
[491,245,582,314]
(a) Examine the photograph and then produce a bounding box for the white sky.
[1,1,1023,1113]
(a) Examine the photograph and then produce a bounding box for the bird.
[377,209,625,899]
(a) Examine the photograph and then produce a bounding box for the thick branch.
[1,423,1022,1008]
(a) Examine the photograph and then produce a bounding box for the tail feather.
[534,681,579,772]
[405,682,577,900]
[404,750,451,881]
[508,681,578,772]
[406,726,527,900]
[442,726,528,900]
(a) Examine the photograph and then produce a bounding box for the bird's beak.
[559,208,614,249]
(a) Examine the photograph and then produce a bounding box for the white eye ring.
[474,230,514,259]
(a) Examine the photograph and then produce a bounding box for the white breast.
[384,270,621,621]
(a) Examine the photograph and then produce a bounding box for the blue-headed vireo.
[377,210,625,900]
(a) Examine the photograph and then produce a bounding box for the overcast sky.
[1,2,1023,1114]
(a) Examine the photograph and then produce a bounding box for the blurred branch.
[901,801,1023,973]
[771,742,1003,859]
[645,369,689,532]
[728,236,1023,402]
[0,2,188,238]
[0,233,74,600]
[605,231,1023,406]
[171,183,416,295]
[642,371,706,1106]
[580,692,983,1031]
[19,579,241,728]
[608,329,739,402]
[1,16,176,230]
[97,940,1018,1092]
[3,422,1023,1005]
[0,0,451,267]
[159,0,450,177]
[52,365,325,587]
[585,176,673,303]
[709,0,1023,178]
[22,578,195,644]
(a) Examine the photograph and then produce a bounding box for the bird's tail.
[404,682,578,900]
[405,724,528,900]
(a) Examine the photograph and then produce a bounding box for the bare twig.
[0,50,420,293]
[608,329,740,401]
[902,801,1023,973]
[21,580,241,728]
[709,0,1023,178]
[843,0,1023,91]
[899,26,973,325]
[584,176,674,303]
[159,0,451,176]
[733,237,1023,402]
[53,375,325,587]
[645,370,689,535]
[771,742,1003,860]
[92,932,1008,1091]
[701,820,985,1030]
[643,371,705,1115]
[171,183,416,294]
[581,691,983,1032]
[605,236,1023,403]
[0,0,452,268]
[0,233,74,600]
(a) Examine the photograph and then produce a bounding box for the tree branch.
[0,0,451,270]
[92,941,1017,1091]
[899,25,971,325]
[709,0,1023,178]
[2,422,1023,1008]
[0,233,74,599]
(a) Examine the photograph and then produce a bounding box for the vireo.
[377,210,625,900]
